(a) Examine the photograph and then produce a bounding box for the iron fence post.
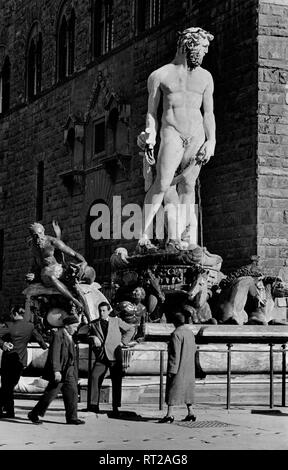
[226,343,232,410]
[87,341,92,410]
[269,343,274,409]
[282,343,286,407]
[76,340,80,402]
[159,350,164,411]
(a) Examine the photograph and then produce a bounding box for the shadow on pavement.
[0,416,33,424]
[251,409,288,416]
[80,408,158,421]
[15,405,65,412]
[108,411,159,422]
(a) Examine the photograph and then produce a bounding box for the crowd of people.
[0,302,197,425]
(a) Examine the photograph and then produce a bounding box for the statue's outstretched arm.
[53,239,87,276]
[52,220,62,239]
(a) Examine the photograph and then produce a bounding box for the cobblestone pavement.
[0,399,287,451]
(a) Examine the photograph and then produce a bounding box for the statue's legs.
[177,134,204,245]
[177,163,201,246]
[47,276,83,310]
[163,186,183,242]
[140,134,184,245]
[41,265,83,311]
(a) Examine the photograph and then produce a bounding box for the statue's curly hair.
[29,222,45,234]
[177,27,214,53]
[132,286,146,300]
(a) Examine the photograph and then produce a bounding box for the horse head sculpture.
[162,269,217,324]
[212,272,288,325]
[247,277,288,324]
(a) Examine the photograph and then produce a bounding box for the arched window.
[93,0,114,57]
[26,24,42,100]
[68,9,75,76]
[57,7,75,80]
[0,56,10,114]
[135,0,164,33]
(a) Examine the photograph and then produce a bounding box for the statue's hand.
[78,261,88,278]
[137,131,156,164]
[26,273,35,282]
[3,342,14,352]
[137,131,147,151]
[52,220,61,239]
[197,140,215,164]
[144,144,155,165]
[54,371,62,383]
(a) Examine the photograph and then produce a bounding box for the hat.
[63,315,80,326]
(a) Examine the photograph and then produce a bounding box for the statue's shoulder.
[47,235,60,245]
[198,67,214,84]
[148,64,174,82]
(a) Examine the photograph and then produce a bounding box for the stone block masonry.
[257,0,288,274]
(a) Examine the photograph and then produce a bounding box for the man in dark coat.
[88,301,134,417]
[159,312,197,423]
[27,315,85,425]
[0,306,48,418]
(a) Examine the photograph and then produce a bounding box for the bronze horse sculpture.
[161,269,288,326]
[162,270,217,324]
[209,274,288,325]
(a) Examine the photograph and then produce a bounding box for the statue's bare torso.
[155,64,210,142]
[32,236,62,268]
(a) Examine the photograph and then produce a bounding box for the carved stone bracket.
[63,114,84,146]
[101,152,131,183]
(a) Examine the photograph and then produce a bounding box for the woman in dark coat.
[159,312,197,423]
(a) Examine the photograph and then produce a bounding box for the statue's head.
[29,222,46,247]
[177,27,214,70]
[132,286,146,303]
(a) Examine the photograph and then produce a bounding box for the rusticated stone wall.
[257,0,288,274]
[189,0,259,270]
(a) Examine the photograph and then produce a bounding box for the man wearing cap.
[27,315,85,425]
[89,302,134,417]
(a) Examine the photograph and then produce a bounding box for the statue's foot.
[181,225,192,243]
[186,244,223,268]
[165,239,187,253]
[269,319,288,325]
[135,237,158,254]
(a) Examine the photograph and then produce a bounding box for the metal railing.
[86,341,288,410]
[86,343,167,410]
[221,343,287,409]
[24,340,288,410]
